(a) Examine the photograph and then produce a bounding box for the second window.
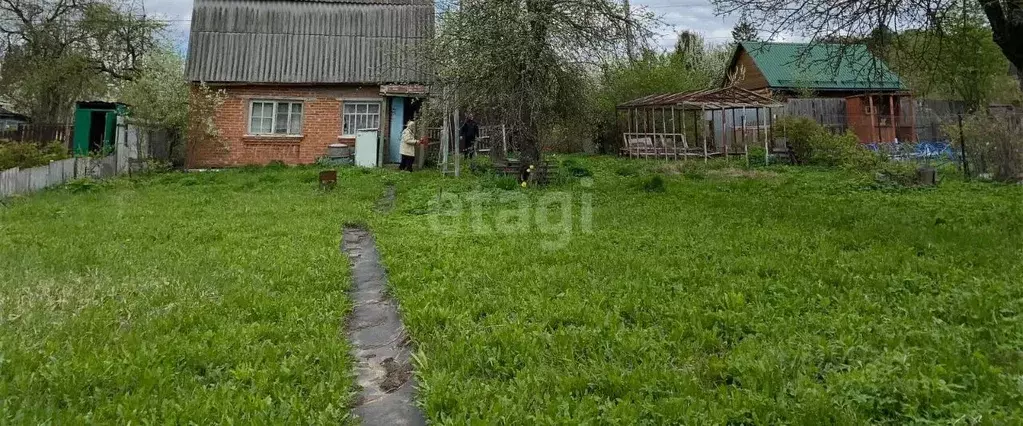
[342,101,381,136]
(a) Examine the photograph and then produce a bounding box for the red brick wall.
[188,84,385,167]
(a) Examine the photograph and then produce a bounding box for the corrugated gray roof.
[186,0,434,84]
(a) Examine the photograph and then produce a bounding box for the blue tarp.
[865,141,958,161]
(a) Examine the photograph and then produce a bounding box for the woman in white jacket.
[398,120,418,172]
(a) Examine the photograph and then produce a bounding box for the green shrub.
[0,142,69,170]
[468,155,495,176]
[773,116,823,164]
[805,131,843,167]
[640,175,666,192]
[843,146,886,171]
[773,116,883,170]
[490,176,519,190]
[807,131,864,167]
[747,146,768,167]
[874,162,921,188]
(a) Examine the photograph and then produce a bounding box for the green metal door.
[103,111,117,154]
[72,108,91,156]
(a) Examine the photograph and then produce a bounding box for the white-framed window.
[342,101,382,136]
[249,100,303,135]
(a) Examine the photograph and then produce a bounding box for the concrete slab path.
[342,227,425,426]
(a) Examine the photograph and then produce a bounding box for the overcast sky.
[143,0,745,51]
[636,0,745,48]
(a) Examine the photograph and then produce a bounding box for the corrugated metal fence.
[0,156,117,197]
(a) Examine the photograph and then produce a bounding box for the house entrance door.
[388,98,404,163]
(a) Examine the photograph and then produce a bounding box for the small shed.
[72,101,127,156]
[845,93,916,143]
[617,86,783,160]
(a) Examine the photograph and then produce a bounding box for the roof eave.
[771,85,908,92]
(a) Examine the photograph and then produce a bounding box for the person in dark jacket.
[459,114,479,157]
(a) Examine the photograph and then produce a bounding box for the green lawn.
[0,168,383,423]
[2,158,1022,424]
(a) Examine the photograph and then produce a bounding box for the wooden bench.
[622,134,701,159]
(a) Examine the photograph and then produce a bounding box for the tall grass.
[0,168,383,423]
[1,158,1022,423]
[372,158,1023,423]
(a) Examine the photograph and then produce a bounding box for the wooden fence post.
[701,107,708,162]
[958,113,970,179]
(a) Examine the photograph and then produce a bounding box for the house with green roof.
[725,41,916,143]
[724,41,906,97]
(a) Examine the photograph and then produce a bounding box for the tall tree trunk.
[981,0,1023,87]
[520,0,549,168]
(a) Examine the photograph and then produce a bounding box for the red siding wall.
[188,84,384,168]
[846,94,904,143]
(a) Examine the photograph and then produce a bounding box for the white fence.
[0,155,119,197]
[0,116,152,198]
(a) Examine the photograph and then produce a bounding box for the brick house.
[184,0,433,167]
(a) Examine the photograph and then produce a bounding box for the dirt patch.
[655,163,697,176]
[705,168,779,179]
[380,357,414,393]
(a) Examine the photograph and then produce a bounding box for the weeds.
[64,178,101,193]
[873,162,923,188]
[489,176,519,190]
[950,113,1023,182]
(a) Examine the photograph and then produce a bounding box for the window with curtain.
[249,101,303,135]
[342,101,381,136]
